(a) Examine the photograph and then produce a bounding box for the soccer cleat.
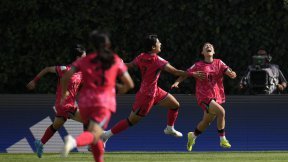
[187,132,196,151]
[164,127,183,137]
[34,139,44,158]
[61,135,76,157]
[220,139,231,149]
[101,131,110,148]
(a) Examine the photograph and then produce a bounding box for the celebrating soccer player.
[101,34,187,147]
[172,42,237,151]
[26,44,86,158]
[60,30,134,162]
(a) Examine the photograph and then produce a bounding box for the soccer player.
[60,30,134,162]
[26,44,86,158]
[101,34,187,146]
[171,42,237,151]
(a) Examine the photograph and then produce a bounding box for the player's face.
[202,43,214,57]
[152,39,161,53]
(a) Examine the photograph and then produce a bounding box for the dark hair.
[198,42,214,59]
[143,34,158,52]
[89,30,115,70]
[71,44,86,58]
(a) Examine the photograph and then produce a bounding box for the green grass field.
[0,152,287,162]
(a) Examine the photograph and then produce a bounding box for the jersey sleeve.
[157,56,168,69]
[72,57,84,72]
[116,56,128,77]
[56,66,68,77]
[219,59,229,73]
[187,64,197,77]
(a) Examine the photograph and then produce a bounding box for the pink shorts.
[54,104,78,120]
[132,87,168,116]
[79,106,112,129]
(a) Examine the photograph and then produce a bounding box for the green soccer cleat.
[220,139,231,149]
[34,139,44,158]
[187,132,196,151]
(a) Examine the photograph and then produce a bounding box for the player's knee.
[171,101,180,109]
[127,117,139,125]
[218,108,225,118]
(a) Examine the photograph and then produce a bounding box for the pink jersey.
[187,59,229,104]
[72,53,127,113]
[133,53,168,97]
[55,65,82,109]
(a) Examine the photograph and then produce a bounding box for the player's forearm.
[34,67,56,81]
[175,76,187,84]
[173,70,187,77]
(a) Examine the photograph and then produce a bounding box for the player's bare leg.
[209,100,231,149]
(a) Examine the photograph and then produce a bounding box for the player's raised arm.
[163,63,187,77]
[26,66,56,90]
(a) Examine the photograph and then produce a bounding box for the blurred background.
[1,0,288,94]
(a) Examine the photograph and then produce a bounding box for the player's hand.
[26,80,36,90]
[171,82,179,89]
[277,84,285,91]
[227,69,237,79]
[193,71,206,81]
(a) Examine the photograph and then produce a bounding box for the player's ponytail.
[90,30,115,70]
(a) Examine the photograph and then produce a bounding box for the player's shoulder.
[157,55,166,62]
[214,59,226,65]
[194,60,204,66]
[57,65,70,71]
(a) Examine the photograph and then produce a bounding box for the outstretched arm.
[171,76,188,89]
[163,63,187,76]
[26,66,56,90]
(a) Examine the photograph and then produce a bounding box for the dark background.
[1,0,288,94]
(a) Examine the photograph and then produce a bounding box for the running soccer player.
[26,44,86,158]
[101,34,187,146]
[60,30,134,162]
[172,42,237,151]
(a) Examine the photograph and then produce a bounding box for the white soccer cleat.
[61,135,76,157]
[164,127,183,137]
[101,131,110,148]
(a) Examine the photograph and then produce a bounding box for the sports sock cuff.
[218,129,225,133]
[49,124,57,132]
[126,118,133,126]
[194,128,202,136]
